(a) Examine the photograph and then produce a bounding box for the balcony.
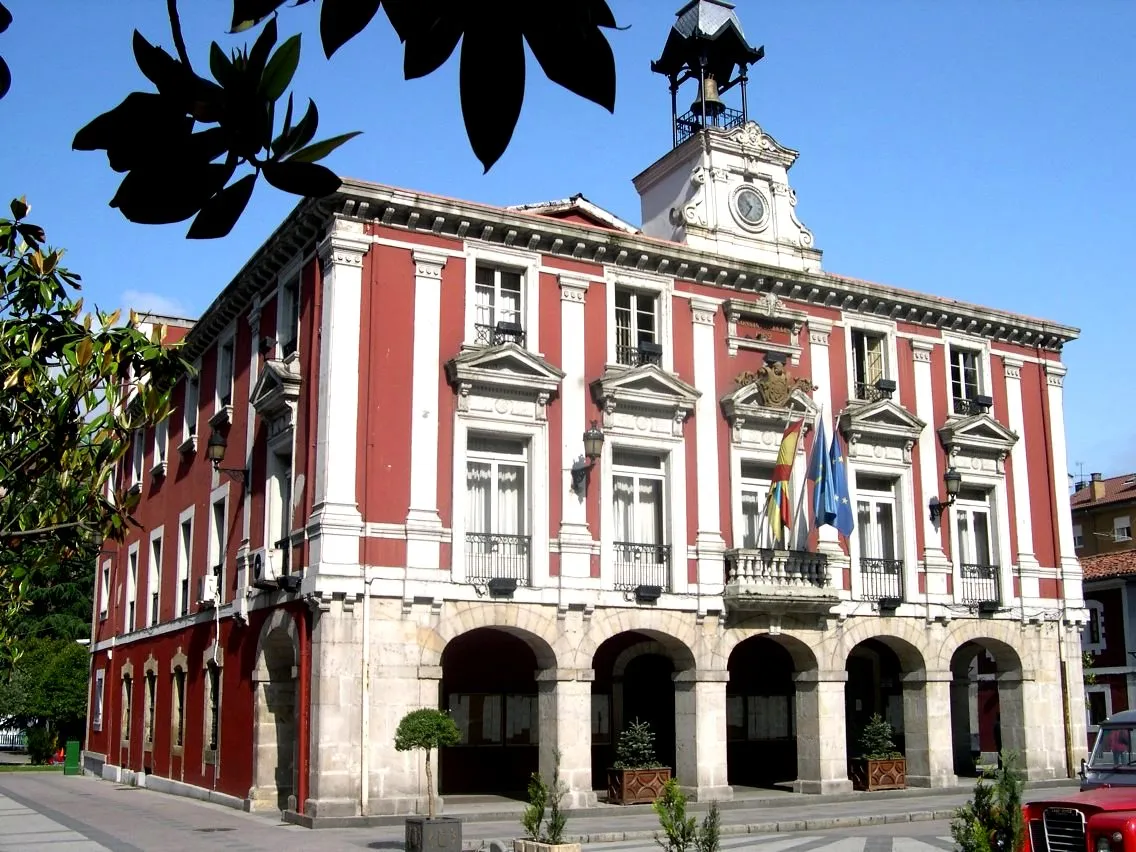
[613,541,670,591]
[959,563,1000,605]
[951,394,993,417]
[860,558,904,602]
[676,105,745,145]
[474,321,526,347]
[724,548,840,614]
[466,533,530,585]
[616,339,663,368]
[853,378,897,403]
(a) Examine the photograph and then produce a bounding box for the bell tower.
[634,0,822,272]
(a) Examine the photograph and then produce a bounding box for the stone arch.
[720,629,820,673]
[420,602,563,670]
[249,609,299,812]
[576,608,700,672]
[833,623,929,675]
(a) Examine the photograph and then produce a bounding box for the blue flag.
[829,430,855,537]
[808,414,837,529]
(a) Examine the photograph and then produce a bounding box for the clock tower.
[633,0,822,272]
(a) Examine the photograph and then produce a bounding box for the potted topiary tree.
[395,708,463,852]
[515,757,580,852]
[850,713,906,791]
[606,718,671,805]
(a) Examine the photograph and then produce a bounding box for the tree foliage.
[857,713,902,760]
[0,637,90,757]
[614,718,663,770]
[521,756,568,844]
[14,1,620,238]
[951,752,1026,852]
[0,200,185,664]
[653,778,721,852]
[393,707,460,819]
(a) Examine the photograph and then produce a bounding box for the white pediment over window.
[838,399,925,465]
[250,358,301,439]
[938,413,1018,475]
[720,381,817,447]
[591,364,700,439]
[445,343,565,422]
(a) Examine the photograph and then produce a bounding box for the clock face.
[734,186,766,226]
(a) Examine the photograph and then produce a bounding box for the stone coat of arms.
[736,357,816,408]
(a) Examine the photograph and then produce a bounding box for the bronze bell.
[689,75,725,118]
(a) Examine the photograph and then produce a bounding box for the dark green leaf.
[0,3,11,34]
[382,1,430,43]
[271,92,295,157]
[261,160,340,198]
[109,163,230,224]
[209,42,235,87]
[73,93,194,173]
[260,33,301,101]
[230,0,288,32]
[525,16,616,112]
[247,16,278,80]
[460,23,524,172]
[187,173,257,239]
[132,31,181,93]
[320,0,382,59]
[285,131,361,163]
[403,17,462,80]
[281,98,320,155]
[184,127,231,164]
[0,56,9,101]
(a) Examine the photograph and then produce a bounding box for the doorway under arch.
[251,614,298,811]
[726,636,799,788]
[845,638,910,762]
[950,639,1024,776]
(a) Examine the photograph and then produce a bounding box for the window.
[172,668,186,748]
[154,418,169,474]
[121,675,133,741]
[177,516,192,617]
[205,662,221,754]
[851,330,887,401]
[465,436,529,582]
[143,671,157,749]
[612,449,668,589]
[591,694,611,745]
[1084,600,1107,653]
[614,288,660,366]
[738,461,773,549]
[949,346,982,414]
[1115,516,1132,542]
[216,338,234,409]
[147,534,162,627]
[180,374,199,451]
[1074,524,1084,551]
[956,488,999,603]
[130,429,145,489]
[99,561,111,620]
[267,443,294,575]
[92,669,105,732]
[473,265,526,346]
[1086,686,1111,731]
[857,476,903,600]
[726,695,795,742]
[279,276,300,357]
[447,693,536,746]
[209,496,227,601]
[126,548,138,631]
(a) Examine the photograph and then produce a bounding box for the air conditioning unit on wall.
[250,547,278,591]
[197,575,219,607]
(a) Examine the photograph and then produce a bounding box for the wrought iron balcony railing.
[952,395,993,416]
[613,541,670,591]
[676,106,746,145]
[959,562,1000,604]
[854,378,897,403]
[860,557,904,601]
[724,548,829,588]
[616,341,663,367]
[466,532,531,585]
[474,322,526,347]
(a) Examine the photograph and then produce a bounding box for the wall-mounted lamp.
[206,429,249,485]
[928,467,962,524]
[570,421,606,496]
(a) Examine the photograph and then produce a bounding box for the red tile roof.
[1071,473,1136,509]
[1081,550,1136,580]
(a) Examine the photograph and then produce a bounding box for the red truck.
[1024,787,1136,852]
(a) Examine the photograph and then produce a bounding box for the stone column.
[912,340,951,600]
[308,220,369,590]
[1002,357,1039,596]
[950,674,974,774]
[902,670,957,788]
[806,318,848,586]
[793,670,852,793]
[673,669,732,801]
[536,668,597,808]
[999,666,1065,781]
[557,276,594,578]
[405,251,448,570]
[690,297,726,592]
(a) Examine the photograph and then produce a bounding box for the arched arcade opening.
[726,635,802,789]
[251,614,298,811]
[949,639,1025,776]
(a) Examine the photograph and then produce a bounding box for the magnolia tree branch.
[166,0,192,69]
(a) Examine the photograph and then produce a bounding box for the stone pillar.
[405,252,448,569]
[999,667,1065,781]
[536,668,597,808]
[912,340,951,599]
[1002,357,1039,595]
[902,670,957,788]
[557,276,594,578]
[806,318,848,586]
[950,674,974,774]
[673,669,733,801]
[690,297,726,592]
[307,221,369,590]
[792,670,852,794]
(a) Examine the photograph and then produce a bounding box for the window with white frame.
[205,661,221,758]
[209,496,227,599]
[267,441,294,575]
[465,435,529,582]
[99,560,110,620]
[172,666,187,749]
[851,330,888,401]
[1086,685,1111,732]
[143,670,157,749]
[126,548,138,631]
[1083,600,1107,653]
[216,337,235,409]
[130,429,145,490]
[856,475,903,601]
[955,487,999,603]
[738,461,773,550]
[949,345,983,414]
[153,418,169,474]
[92,669,105,731]
[147,534,162,627]
[614,288,661,367]
[181,374,199,449]
[121,673,133,741]
[1074,523,1084,550]
[279,276,300,357]
[473,265,526,347]
[177,516,192,617]
[612,449,668,589]
[1115,516,1132,542]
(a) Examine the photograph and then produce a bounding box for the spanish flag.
[766,418,804,545]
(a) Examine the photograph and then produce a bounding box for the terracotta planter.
[513,841,582,852]
[606,767,671,805]
[851,757,906,791]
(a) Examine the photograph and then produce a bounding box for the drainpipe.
[296,604,312,814]
[360,573,380,815]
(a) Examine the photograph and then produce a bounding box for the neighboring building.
[84,1,1088,818]
[1080,551,1136,748]
[1072,473,1136,557]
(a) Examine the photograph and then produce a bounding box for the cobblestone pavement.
[0,773,1073,851]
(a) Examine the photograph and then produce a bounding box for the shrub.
[858,713,902,760]
[951,751,1025,852]
[653,778,721,852]
[25,725,57,765]
[521,757,569,844]
[613,718,663,770]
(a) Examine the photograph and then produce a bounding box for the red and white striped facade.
[85,121,1087,820]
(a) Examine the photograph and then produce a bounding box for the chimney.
[1091,472,1105,501]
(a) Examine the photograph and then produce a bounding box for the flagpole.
[791,411,818,550]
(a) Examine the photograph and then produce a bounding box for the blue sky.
[1,1,1133,477]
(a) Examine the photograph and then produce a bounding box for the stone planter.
[850,757,906,791]
[513,841,583,852]
[405,816,462,852]
[606,767,671,805]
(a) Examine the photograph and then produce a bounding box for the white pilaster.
[913,339,951,597]
[1002,356,1039,597]
[557,276,593,578]
[807,318,846,585]
[405,251,448,570]
[307,220,368,589]
[1046,362,1083,608]
[690,297,726,592]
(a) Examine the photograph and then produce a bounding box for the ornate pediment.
[445,344,565,421]
[720,381,817,444]
[724,293,809,360]
[250,358,301,439]
[938,413,1018,474]
[591,364,700,438]
[839,399,925,466]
